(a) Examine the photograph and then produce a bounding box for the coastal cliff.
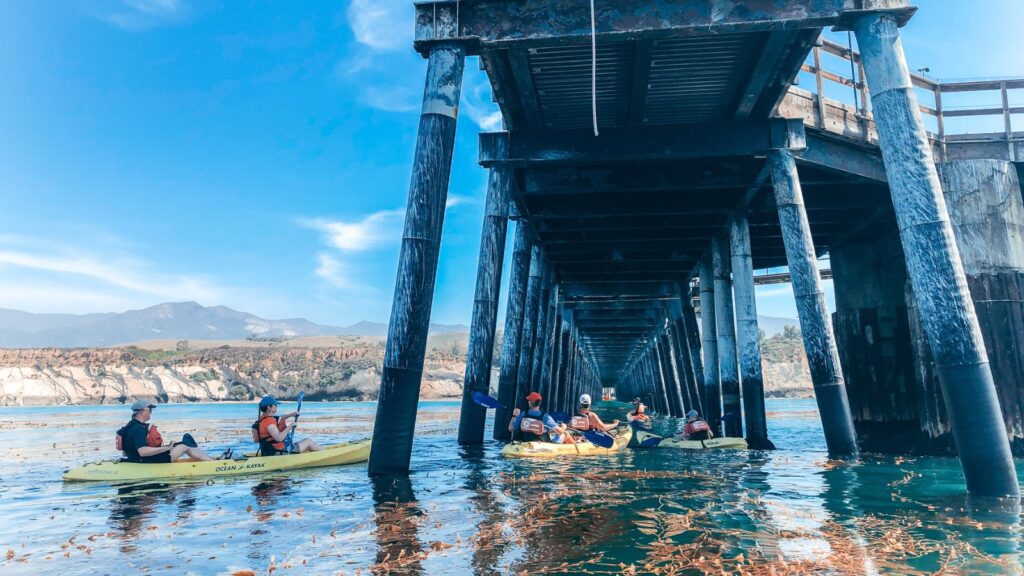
[0,331,812,406]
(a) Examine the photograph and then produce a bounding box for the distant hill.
[0,302,469,348]
[757,315,799,337]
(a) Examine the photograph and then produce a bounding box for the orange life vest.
[256,415,285,451]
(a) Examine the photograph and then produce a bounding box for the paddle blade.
[295,391,305,413]
[471,391,504,409]
[581,430,614,449]
[629,419,652,431]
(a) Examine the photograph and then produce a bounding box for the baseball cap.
[526,392,542,402]
[259,396,280,409]
[579,393,592,405]
[130,400,156,411]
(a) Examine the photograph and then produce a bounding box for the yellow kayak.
[635,430,747,450]
[502,425,633,458]
[63,439,371,482]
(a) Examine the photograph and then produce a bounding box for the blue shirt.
[513,409,558,432]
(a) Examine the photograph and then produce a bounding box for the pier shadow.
[370,474,424,575]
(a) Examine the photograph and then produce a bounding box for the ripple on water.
[0,399,1022,574]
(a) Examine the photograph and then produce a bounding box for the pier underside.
[372,0,1021,496]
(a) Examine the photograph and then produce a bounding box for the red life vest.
[519,417,546,435]
[685,420,711,435]
[115,423,162,450]
[570,415,591,431]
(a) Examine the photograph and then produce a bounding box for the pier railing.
[781,36,1024,162]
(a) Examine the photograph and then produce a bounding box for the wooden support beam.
[734,31,796,119]
[415,0,914,53]
[507,47,545,129]
[479,119,806,166]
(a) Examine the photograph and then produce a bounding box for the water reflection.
[370,474,424,575]
[107,483,196,554]
[461,447,508,576]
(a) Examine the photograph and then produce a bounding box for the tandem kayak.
[502,425,632,458]
[635,430,747,450]
[63,439,371,482]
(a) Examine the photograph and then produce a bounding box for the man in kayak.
[508,391,563,443]
[117,400,218,463]
[571,394,620,432]
[253,396,324,455]
[677,409,714,441]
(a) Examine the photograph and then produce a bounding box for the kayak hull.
[635,430,747,450]
[502,425,632,458]
[63,439,371,482]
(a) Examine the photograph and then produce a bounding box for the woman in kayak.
[117,400,219,463]
[627,402,651,428]
[508,391,565,443]
[253,396,324,455]
[571,394,620,433]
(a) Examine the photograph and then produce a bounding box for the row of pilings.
[366,10,1019,497]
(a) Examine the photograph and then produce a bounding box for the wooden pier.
[371,1,1024,497]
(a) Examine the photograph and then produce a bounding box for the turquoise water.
[1,399,1022,574]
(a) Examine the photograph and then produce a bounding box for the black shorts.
[138,453,173,464]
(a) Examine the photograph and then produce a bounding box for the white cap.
[579,393,592,405]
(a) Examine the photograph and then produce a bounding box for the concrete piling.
[457,166,511,445]
[854,12,1018,496]
[699,257,722,434]
[493,222,532,441]
[730,214,774,449]
[713,235,743,437]
[769,149,858,459]
[369,43,466,475]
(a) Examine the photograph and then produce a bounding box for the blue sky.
[1,1,1021,326]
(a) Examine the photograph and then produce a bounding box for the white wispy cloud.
[300,208,406,252]
[0,236,231,314]
[346,0,412,52]
[101,0,190,31]
[301,198,474,294]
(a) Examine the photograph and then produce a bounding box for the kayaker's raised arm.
[254,396,324,455]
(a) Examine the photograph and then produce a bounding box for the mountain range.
[0,302,469,348]
[0,302,798,349]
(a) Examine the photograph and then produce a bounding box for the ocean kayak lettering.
[214,462,267,472]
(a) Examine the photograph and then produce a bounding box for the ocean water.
[1,399,1022,575]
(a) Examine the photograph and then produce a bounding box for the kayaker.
[678,409,714,441]
[252,396,324,455]
[508,391,560,442]
[628,402,650,424]
[116,400,218,463]
[571,394,619,433]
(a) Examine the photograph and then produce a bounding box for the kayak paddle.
[471,391,505,409]
[284,391,304,453]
